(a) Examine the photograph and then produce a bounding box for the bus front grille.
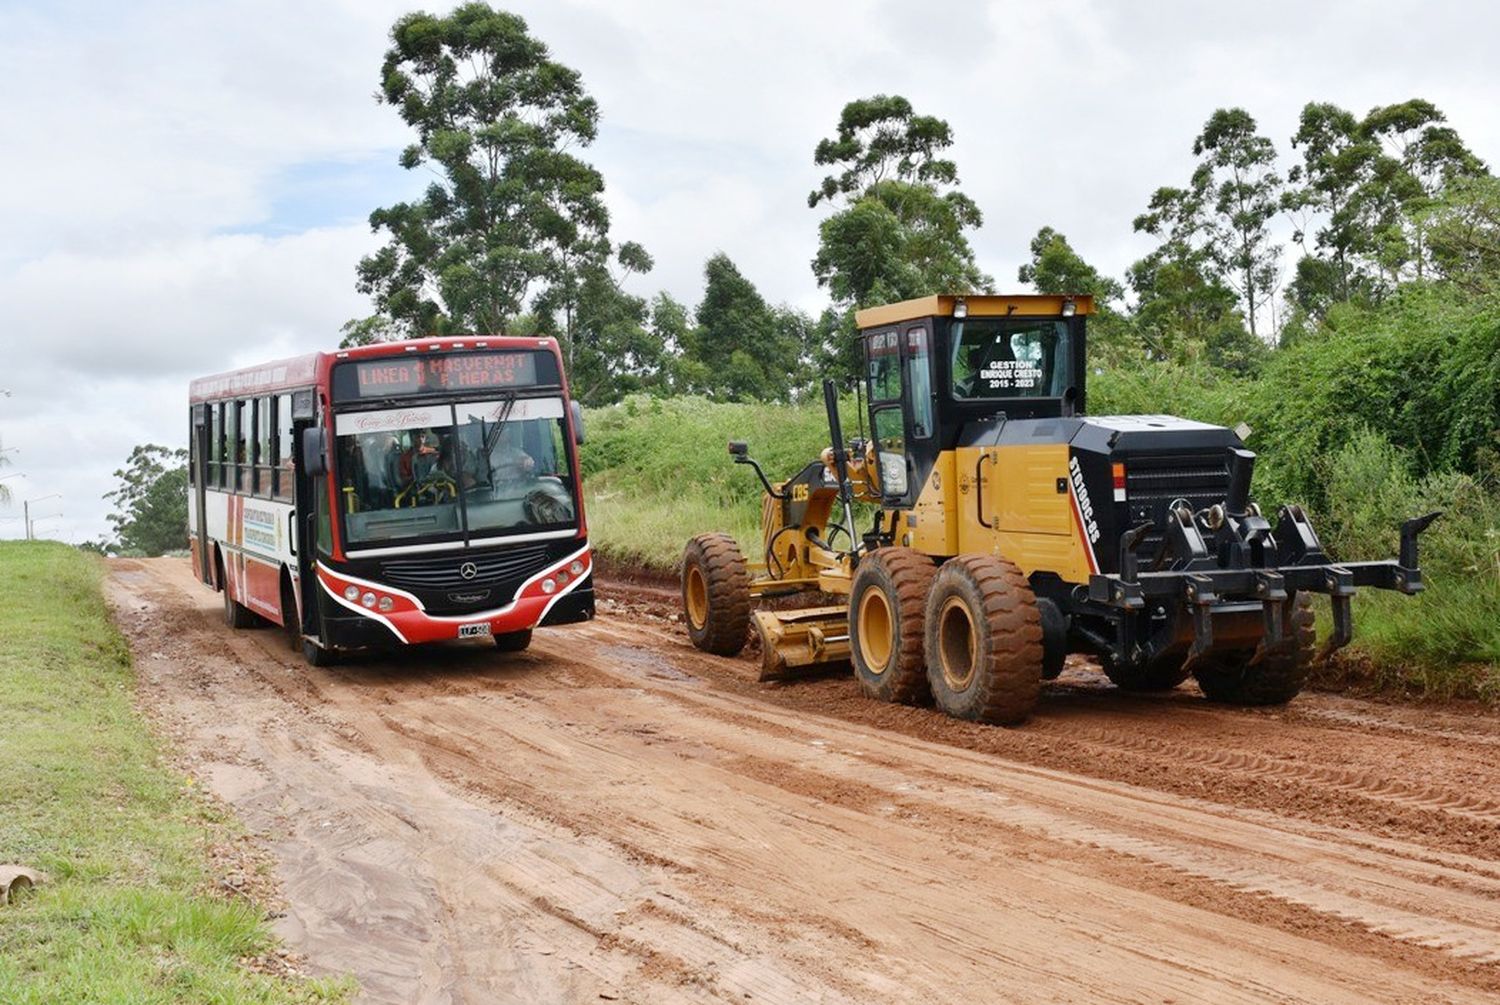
[378,542,554,592]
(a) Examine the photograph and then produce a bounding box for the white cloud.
[2,0,1498,541]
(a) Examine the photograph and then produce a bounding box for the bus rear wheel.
[220,556,259,629]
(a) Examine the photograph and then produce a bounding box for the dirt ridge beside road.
[109,557,1500,1003]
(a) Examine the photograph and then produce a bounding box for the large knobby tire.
[1101,650,1193,692]
[494,629,533,653]
[682,533,751,656]
[924,555,1044,725]
[848,548,938,704]
[1193,592,1316,706]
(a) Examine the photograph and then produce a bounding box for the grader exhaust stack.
[680,293,1435,724]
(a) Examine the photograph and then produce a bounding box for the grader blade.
[753,606,851,681]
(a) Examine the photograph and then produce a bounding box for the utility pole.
[24,494,61,542]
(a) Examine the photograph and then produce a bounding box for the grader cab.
[681,294,1436,724]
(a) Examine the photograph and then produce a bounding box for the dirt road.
[107,558,1500,1004]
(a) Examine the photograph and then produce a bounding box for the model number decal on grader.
[679,293,1435,726]
[1069,455,1101,545]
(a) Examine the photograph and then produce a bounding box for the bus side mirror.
[301,427,328,478]
[570,399,585,446]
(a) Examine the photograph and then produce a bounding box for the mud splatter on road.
[109,558,1500,1003]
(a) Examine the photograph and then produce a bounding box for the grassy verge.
[0,541,349,1004]
[580,394,1499,700]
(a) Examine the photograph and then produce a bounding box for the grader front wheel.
[923,555,1044,725]
[848,548,937,704]
[681,533,751,656]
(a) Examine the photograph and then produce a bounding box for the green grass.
[0,541,351,1004]
[581,394,838,569]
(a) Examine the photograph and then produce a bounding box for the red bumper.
[316,544,591,644]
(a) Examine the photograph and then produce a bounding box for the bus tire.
[301,638,337,668]
[280,573,301,652]
[494,629,533,653]
[219,554,259,629]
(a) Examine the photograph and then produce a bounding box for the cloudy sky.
[1,0,1496,543]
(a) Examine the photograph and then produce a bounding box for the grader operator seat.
[681,293,1436,725]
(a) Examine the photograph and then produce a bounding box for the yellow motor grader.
[681,294,1436,724]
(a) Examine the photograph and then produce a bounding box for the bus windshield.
[950,318,1072,400]
[333,397,577,548]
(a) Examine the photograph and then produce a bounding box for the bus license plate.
[458,622,492,638]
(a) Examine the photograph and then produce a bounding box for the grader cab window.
[951,319,1071,400]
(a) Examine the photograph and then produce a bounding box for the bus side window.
[275,393,294,501]
[235,401,251,493]
[225,401,238,490]
[209,403,223,487]
[255,396,272,497]
[188,408,196,487]
[315,476,333,554]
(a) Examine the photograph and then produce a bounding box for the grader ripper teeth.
[680,293,1434,725]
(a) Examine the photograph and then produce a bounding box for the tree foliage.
[103,445,188,557]
[1135,108,1282,345]
[808,96,990,380]
[1357,99,1487,283]
[347,4,640,347]
[678,254,810,401]
[808,95,963,209]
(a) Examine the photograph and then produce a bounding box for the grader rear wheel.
[681,533,751,656]
[1193,592,1316,706]
[923,555,1044,725]
[848,548,937,704]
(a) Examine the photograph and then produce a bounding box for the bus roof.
[187,336,560,403]
[854,294,1097,331]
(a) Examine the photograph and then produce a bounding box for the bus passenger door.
[289,390,321,639]
[191,404,211,584]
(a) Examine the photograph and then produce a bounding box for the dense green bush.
[1243,287,1500,508]
[1320,430,1500,696]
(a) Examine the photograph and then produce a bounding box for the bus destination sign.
[353,352,540,398]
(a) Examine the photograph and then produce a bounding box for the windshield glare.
[334,397,577,547]
[950,319,1071,399]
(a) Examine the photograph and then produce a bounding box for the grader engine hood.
[1067,415,1245,575]
[954,414,1243,579]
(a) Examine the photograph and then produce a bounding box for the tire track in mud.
[354,624,1500,991]
[584,606,1500,860]
[108,560,1500,1003]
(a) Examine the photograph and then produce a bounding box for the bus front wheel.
[301,638,337,667]
[494,629,533,653]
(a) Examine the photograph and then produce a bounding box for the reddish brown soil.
[108,558,1500,1004]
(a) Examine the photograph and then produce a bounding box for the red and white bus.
[188,337,593,665]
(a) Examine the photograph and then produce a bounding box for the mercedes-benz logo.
[459,562,478,580]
